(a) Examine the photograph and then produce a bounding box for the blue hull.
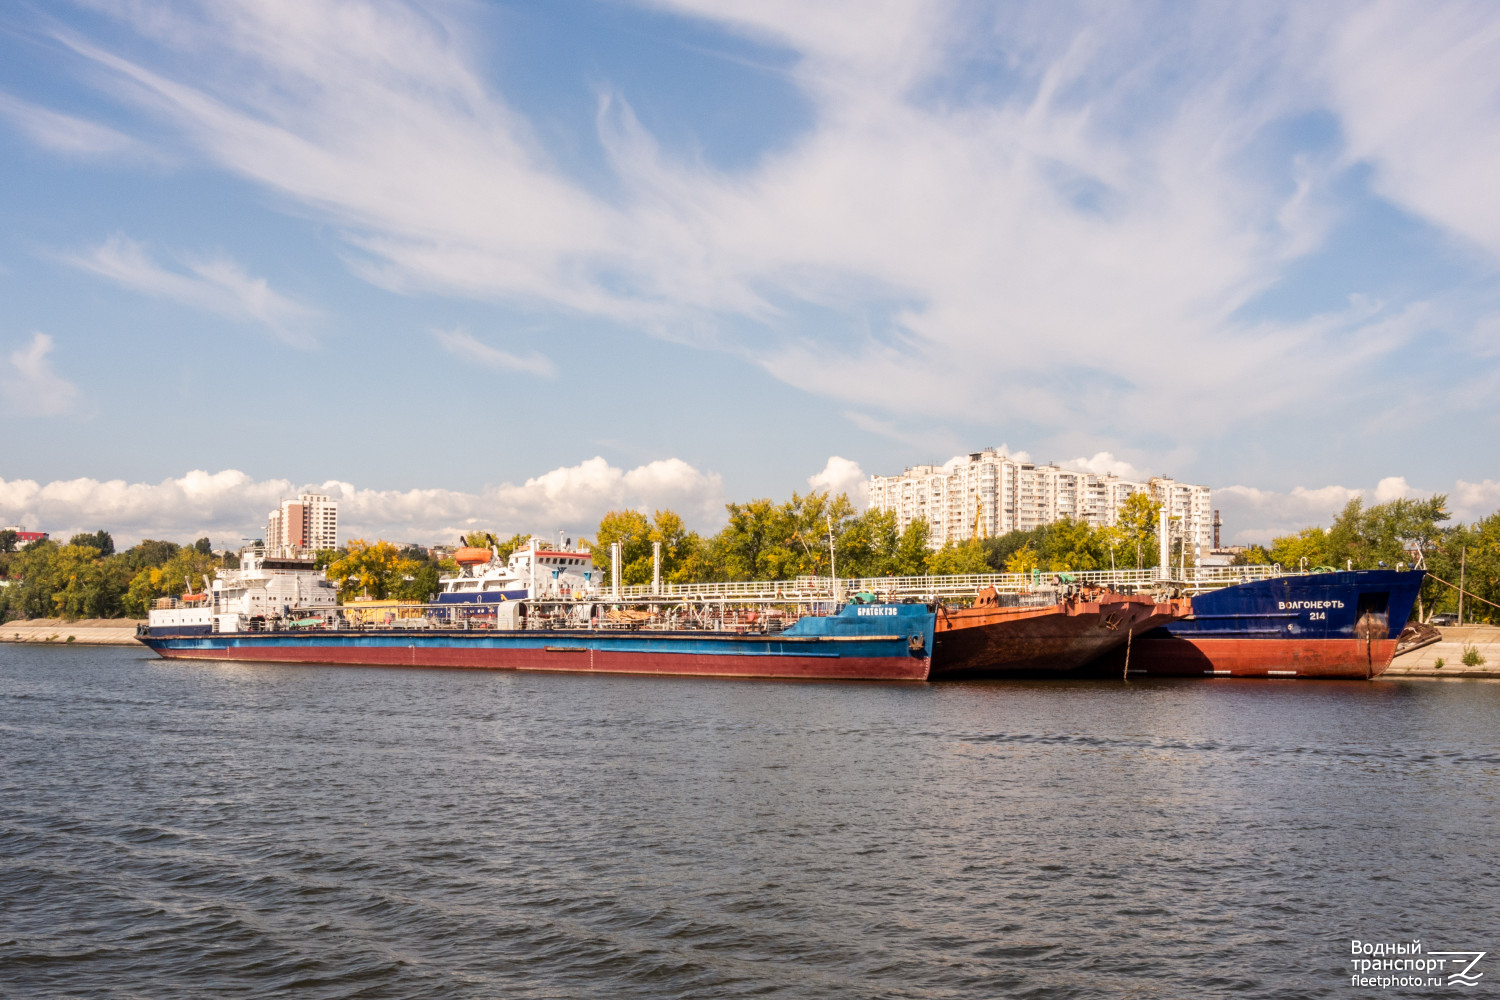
[1100,569,1425,678]
[140,603,937,681]
[1163,569,1422,642]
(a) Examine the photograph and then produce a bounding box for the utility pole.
[1459,546,1466,626]
[827,514,837,602]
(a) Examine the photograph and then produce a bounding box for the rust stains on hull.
[932,591,1190,677]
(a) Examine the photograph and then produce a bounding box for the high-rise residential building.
[867,447,1212,554]
[265,493,339,556]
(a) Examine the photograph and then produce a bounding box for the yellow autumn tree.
[326,539,423,601]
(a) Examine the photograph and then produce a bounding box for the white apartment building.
[265,493,339,556]
[868,447,1212,553]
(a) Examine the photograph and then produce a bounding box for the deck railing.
[612,564,1283,601]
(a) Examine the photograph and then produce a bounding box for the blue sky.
[1,0,1498,546]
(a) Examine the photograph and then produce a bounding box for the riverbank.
[1,619,144,646]
[1385,625,1500,679]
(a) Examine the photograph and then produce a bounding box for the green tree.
[1005,542,1040,574]
[119,539,181,572]
[0,529,17,554]
[194,537,213,556]
[981,526,1046,572]
[394,558,442,602]
[593,510,652,584]
[1324,496,1448,570]
[1092,524,1129,571]
[1423,511,1500,624]
[68,530,115,557]
[1269,496,1449,572]
[830,509,930,579]
[50,545,131,618]
[593,509,701,585]
[715,497,780,581]
[326,539,423,601]
[1270,526,1331,569]
[1039,517,1102,571]
[1116,492,1161,569]
[670,532,726,585]
[0,540,60,619]
[891,520,932,576]
[928,538,990,575]
[1232,544,1273,566]
[0,540,139,620]
[713,492,856,582]
[122,547,220,617]
[496,533,534,562]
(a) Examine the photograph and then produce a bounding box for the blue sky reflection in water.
[2,644,1496,998]
[1,2,1500,546]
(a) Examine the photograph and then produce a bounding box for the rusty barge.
[931,584,1190,677]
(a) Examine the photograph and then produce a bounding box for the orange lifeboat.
[454,547,493,566]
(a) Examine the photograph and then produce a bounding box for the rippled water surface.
[2,645,1497,999]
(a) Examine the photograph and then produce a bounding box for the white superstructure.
[437,538,599,601]
[146,549,337,633]
[868,448,1213,552]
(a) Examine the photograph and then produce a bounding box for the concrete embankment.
[1385,625,1500,679]
[2,619,145,646]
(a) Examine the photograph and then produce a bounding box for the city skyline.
[2,2,1498,545]
[0,444,1490,552]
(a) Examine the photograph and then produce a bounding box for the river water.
[1,644,1496,999]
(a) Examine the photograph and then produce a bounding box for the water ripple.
[1,647,1496,999]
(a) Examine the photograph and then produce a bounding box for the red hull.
[1098,636,1400,679]
[150,644,932,681]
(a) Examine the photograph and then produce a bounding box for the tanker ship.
[1089,569,1423,679]
[931,583,1190,677]
[140,590,937,682]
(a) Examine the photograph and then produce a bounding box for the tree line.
[0,532,232,621]
[1236,496,1495,624]
[2,490,1493,624]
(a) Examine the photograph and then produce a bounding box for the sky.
[1,0,1498,548]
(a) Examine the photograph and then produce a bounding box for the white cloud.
[1063,451,1143,480]
[1372,475,1424,503]
[1452,480,1500,522]
[1215,483,1363,544]
[2,333,80,417]
[1211,475,1497,544]
[808,456,869,504]
[934,446,1032,472]
[34,1,1500,439]
[1315,1,1500,258]
[0,458,727,548]
[64,234,316,346]
[0,92,152,158]
[431,327,555,377]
